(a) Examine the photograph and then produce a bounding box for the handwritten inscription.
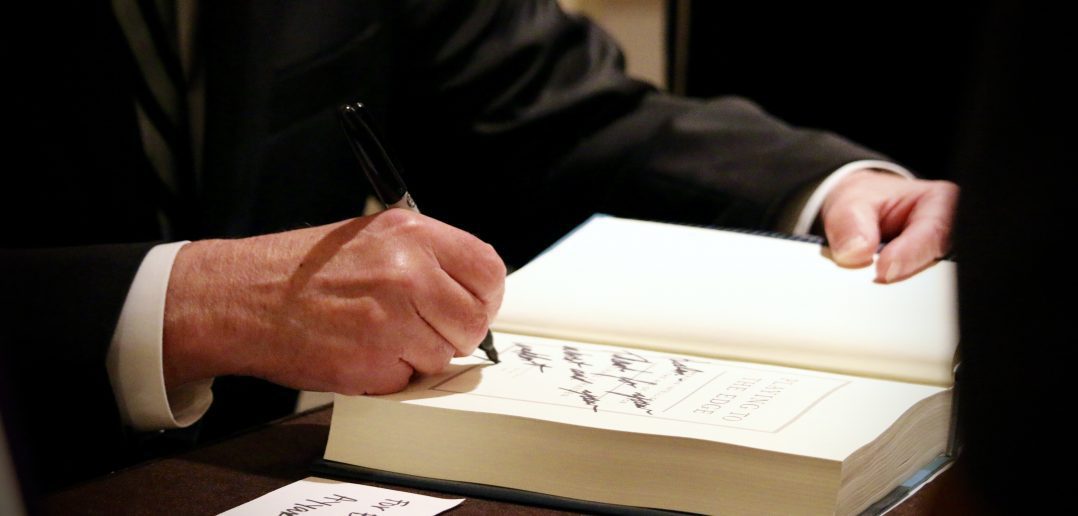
[560,387,600,411]
[433,337,847,432]
[345,498,412,516]
[219,477,463,516]
[278,496,414,516]
[670,358,704,378]
[570,368,592,384]
[278,494,357,515]
[594,373,656,389]
[606,390,653,414]
[513,343,552,372]
[610,350,650,373]
[562,346,592,368]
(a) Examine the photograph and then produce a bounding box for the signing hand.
[162,210,506,395]
[821,169,959,283]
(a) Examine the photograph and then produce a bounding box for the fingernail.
[834,236,869,264]
[883,261,905,283]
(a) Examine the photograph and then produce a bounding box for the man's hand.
[821,169,959,283]
[161,210,506,395]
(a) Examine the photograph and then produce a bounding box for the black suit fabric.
[2,0,887,495]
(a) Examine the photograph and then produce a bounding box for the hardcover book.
[321,215,958,515]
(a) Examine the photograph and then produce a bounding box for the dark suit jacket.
[1,0,887,498]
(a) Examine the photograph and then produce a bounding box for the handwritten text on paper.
[434,338,847,433]
[217,477,463,516]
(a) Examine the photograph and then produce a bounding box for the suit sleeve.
[390,0,890,265]
[0,243,153,493]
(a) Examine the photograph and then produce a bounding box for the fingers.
[331,299,457,394]
[821,170,959,283]
[412,268,497,357]
[373,209,505,362]
[354,359,415,396]
[312,288,459,393]
[427,224,507,308]
[823,200,881,268]
[409,212,505,356]
[875,182,958,282]
[397,305,461,375]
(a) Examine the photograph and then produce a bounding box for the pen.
[337,101,500,364]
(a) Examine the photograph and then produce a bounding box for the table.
[42,405,958,515]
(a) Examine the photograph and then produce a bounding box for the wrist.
[787,160,914,236]
[163,237,285,389]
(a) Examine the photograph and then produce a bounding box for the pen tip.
[480,330,499,363]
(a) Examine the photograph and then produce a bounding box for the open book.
[322,215,958,515]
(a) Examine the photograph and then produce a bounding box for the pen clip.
[338,102,409,206]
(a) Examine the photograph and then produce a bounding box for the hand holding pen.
[162,192,504,397]
[339,102,502,363]
[145,106,504,399]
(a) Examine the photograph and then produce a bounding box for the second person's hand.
[820,169,959,283]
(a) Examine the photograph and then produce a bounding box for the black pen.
[337,102,500,364]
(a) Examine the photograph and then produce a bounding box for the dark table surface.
[42,404,960,515]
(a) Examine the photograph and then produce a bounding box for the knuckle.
[327,362,365,396]
[468,241,507,301]
[368,373,411,395]
[917,179,958,200]
[934,180,961,198]
[411,340,454,375]
[358,357,414,395]
[460,309,491,345]
[436,339,458,365]
[377,207,419,227]
[478,242,507,277]
[375,210,430,241]
[485,287,505,315]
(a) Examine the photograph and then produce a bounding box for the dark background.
[679,2,986,181]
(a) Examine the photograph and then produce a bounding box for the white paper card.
[218,477,464,516]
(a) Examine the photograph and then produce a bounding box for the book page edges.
[326,395,841,515]
[838,391,952,514]
[325,340,951,514]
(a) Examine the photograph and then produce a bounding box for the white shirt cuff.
[107,241,214,431]
[786,159,915,235]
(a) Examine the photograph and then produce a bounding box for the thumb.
[822,200,881,268]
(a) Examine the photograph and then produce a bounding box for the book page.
[493,216,958,386]
[371,333,948,461]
